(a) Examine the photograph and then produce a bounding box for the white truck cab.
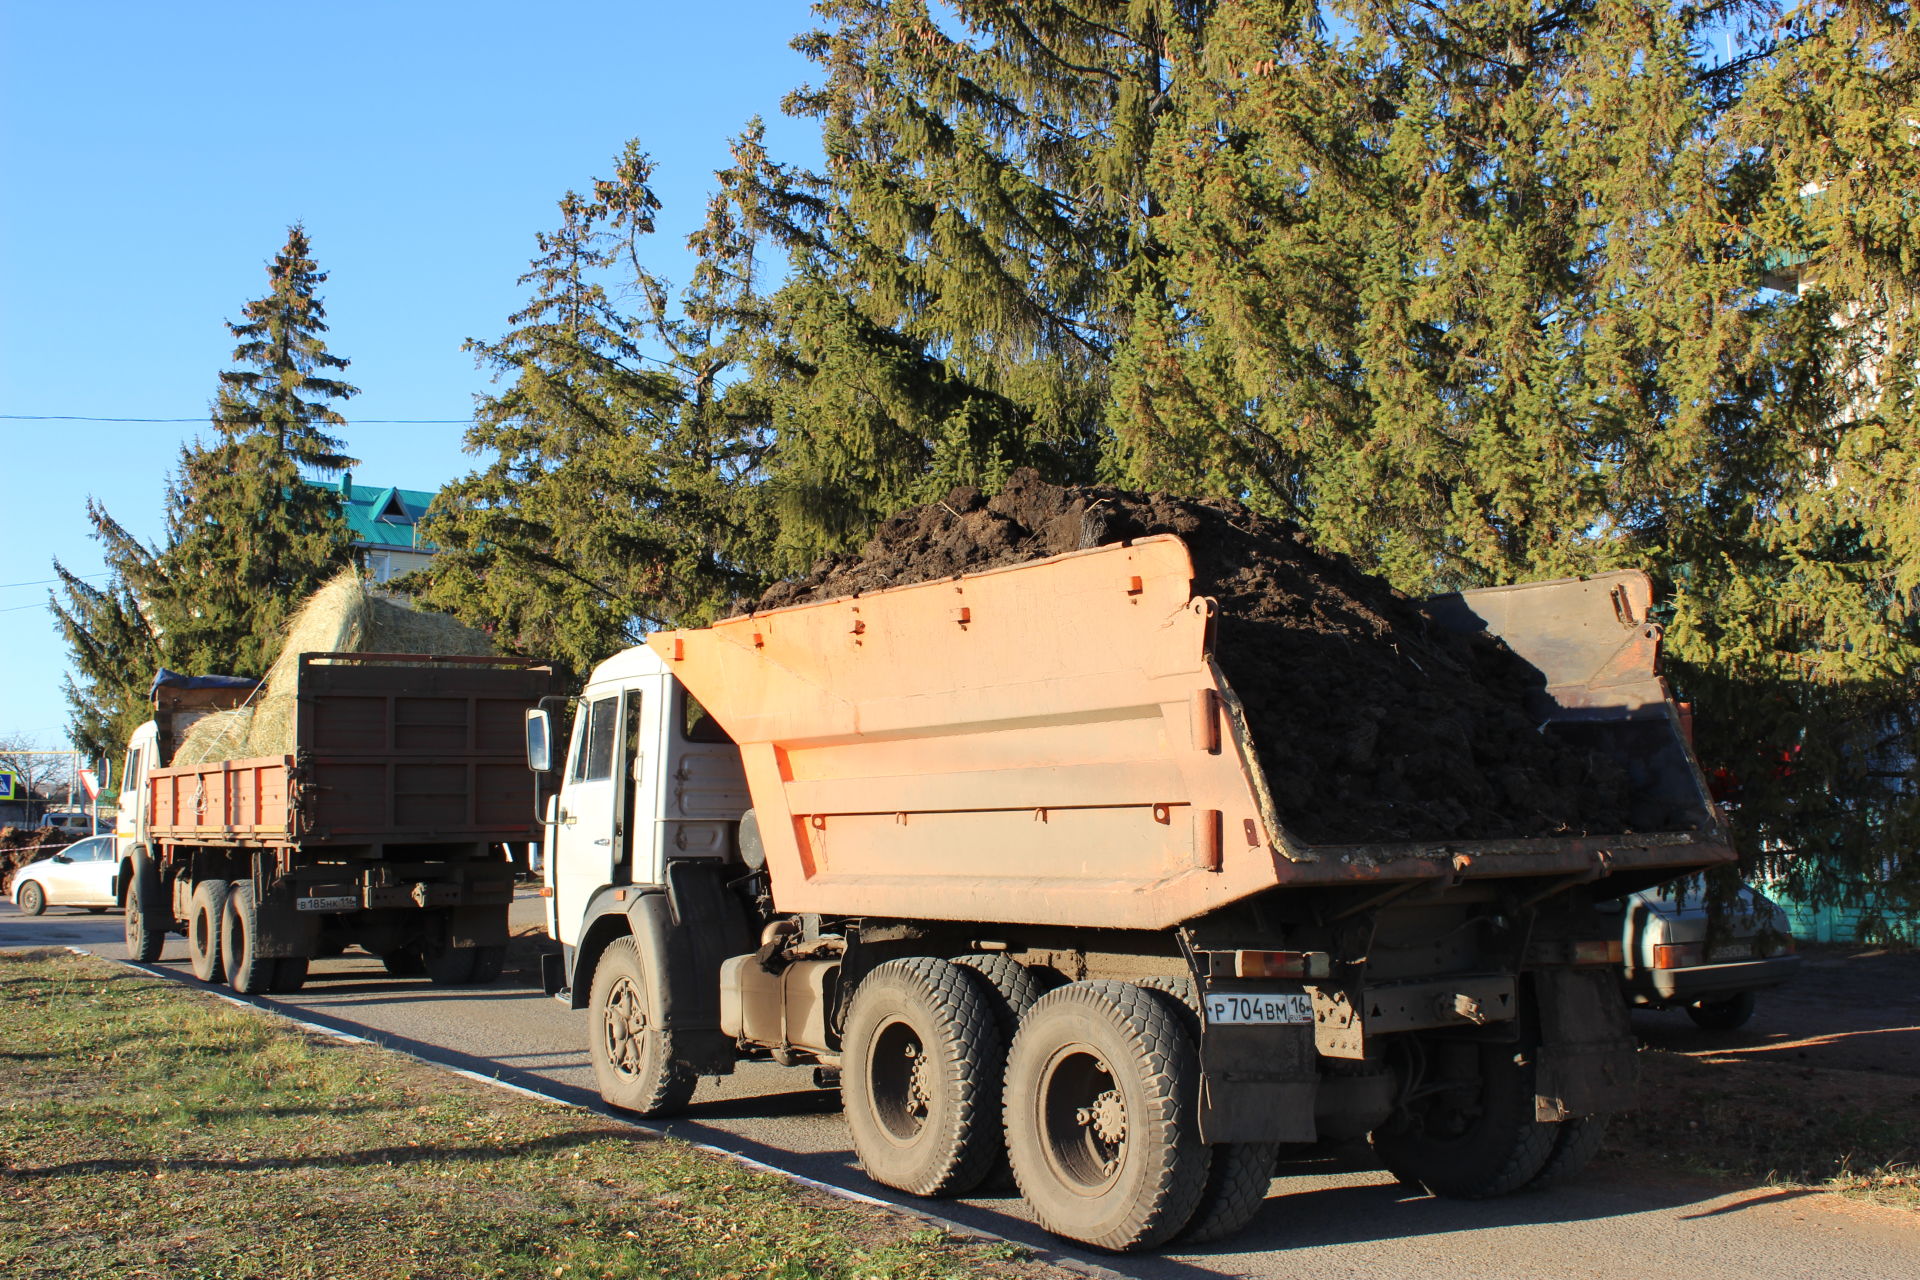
[117,719,159,858]
[540,645,748,948]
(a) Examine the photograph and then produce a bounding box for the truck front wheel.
[844,957,1004,1198]
[122,852,167,962]
[1003,981,1210,1252]
[1370,1039,1559,1198]
[188,880,230,983]
[588,936,695,1116]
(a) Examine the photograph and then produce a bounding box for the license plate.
[1204,991,1314,1025]
[297,895,359,912]
[1707,941,1754,961]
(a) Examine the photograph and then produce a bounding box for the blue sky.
[1,1,823,751]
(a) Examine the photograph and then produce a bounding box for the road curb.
[43,944,1134,1280]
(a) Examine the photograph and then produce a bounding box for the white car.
[1620,882,1800,1030]
[9,835,120,915]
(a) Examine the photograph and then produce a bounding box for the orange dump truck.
[530,537,1731,1251]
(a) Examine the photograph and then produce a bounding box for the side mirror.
[52,854,72,864]
[525,708,554,774]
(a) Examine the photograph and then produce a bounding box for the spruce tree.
[52,226,360,755]
[1120,0,1917,911]
[732,1,1206,567]
[159,224,359,676]
[412,143,766,678]
[49,503,166,762]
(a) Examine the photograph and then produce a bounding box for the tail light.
[1232,950,1333,980]
[1652,942,1704,969]
[1569,939,1624,965]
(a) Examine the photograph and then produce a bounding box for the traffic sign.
[0,769,17,801]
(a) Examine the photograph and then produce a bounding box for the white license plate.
[1204,992,1314,1025]
[1707,942,1754,961]
[297,895,359,912]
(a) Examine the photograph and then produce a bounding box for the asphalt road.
[4,897,1915,1280]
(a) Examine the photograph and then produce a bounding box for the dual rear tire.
[842,964,1249,1253]
[220,882,306,995]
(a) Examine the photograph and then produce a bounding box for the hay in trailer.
[173,707,256,766]
[233,569,497,758]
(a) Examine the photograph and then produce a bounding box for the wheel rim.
[124,891,141,940]
[1038,1043,1127,1194]
[21,884,41,913]
[602,975,650,1077]
[867,1017,934,1145]
[191,905,212,959]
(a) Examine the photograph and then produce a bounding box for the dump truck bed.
[146,654,555,849]
[649,538,1733,930]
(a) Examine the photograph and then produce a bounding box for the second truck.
[117,654,557,992]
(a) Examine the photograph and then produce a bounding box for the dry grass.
[0,949,1060,1280]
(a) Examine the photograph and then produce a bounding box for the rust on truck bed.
[650,539,1733,930]
[146,654,557,849]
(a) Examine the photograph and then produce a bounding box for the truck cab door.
[549,689,637,947]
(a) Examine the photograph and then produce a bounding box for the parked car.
[1619,882,1800,1030]
[38,810,108,837]
[9,834,119,916]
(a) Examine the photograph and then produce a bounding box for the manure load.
[656,471,1723,930]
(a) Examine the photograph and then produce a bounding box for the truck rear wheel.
[1527,1114,1608,1190]
[844,957,1004,1198]
[422,941,478,986]
[221,882,277,996]
[470,943,507,984]
[380,945,425,977]
[188,880,230,983]
[1371,1039,1558,1199]
[1004,980,1209,1252]
[272,957,309,994]
[589,935,696,1116]
[122,852,166,962]
[1080,975,1277,1245]
[954,953,1062,1191]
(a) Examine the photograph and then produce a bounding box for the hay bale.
[193,569,498,760]
[174,708,255,766]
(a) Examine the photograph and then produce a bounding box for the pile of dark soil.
[1,826,69,895]
[759,470,1649,844]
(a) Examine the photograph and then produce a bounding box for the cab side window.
[572,696,620,783]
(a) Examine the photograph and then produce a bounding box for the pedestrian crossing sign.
[0,769,17,801]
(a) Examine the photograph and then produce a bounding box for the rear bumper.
[1640,954,1801,1004]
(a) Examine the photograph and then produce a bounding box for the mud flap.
[253,883,321,959]
[443,903,510,949]
[627,863,754,1076]
[1198,1022,1319,1144]
[1532,968,1638,1119]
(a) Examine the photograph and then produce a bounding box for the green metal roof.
[316,474,440,552]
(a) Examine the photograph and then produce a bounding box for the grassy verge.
[1603,1048,1919,1209]
[0,949,1059,1280]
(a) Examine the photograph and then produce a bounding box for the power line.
[1,573,109,590]
[0,415,473,424]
